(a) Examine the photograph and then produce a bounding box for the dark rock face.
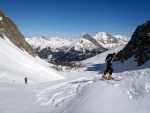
[0,9,36,57]
[117,20,150,66]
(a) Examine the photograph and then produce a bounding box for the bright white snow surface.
[26,36,73,50]
[0,35,64,84]
[0,36,150,113]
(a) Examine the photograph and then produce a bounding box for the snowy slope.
[72,32,106,52]
[0,40,150,113]
[0,34,64,84]
[26,35,101,52]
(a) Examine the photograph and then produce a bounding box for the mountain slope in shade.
[0,34,64,84]
[117,19,150,66]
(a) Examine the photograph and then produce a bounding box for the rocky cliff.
[117,20,150,66]
[0,9,36,57]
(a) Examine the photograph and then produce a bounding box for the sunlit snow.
[0,34,150,113]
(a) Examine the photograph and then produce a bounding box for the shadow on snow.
[85,64,105,72]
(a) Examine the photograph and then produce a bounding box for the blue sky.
[0,0,150,38]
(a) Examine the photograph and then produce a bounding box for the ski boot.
[108,75,113,80]
[102,74,107,79]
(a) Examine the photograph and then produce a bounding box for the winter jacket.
[105,55,116,65]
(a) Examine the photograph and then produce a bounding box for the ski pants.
[25,80,27,84]
[104,64,113,75]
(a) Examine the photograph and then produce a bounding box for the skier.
[24,77,28,84]
[102,53,116,80]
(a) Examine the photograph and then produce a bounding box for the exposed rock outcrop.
[117,20,150,66]
[0,9,36,57]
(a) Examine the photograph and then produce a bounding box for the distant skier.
[102,53,116,80]
[24,77,28,84]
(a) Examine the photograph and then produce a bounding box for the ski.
[99,77,122,81]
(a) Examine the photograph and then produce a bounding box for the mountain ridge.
[117,19,150,66]
[26,32,129,62]
[0,9,36,57]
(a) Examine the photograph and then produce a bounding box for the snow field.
[0,34,150,113]
[0,35,64,84]
[0,62,150,113]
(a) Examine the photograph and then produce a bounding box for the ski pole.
[121,57,127,78]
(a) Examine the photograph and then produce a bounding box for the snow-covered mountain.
[76,32,105,50]
[26,32,129,52]
[0,9,64,84]
[1,44,150,113]
[93,32,130,49]
[0,33,64,84]
[26,32,129,62]
[0,18,149,112]
[1,8,150,113]
[26,36,73,52]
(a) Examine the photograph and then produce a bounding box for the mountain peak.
[80,32,91,38]
[0,9,5,16]
[96,32,109,35]
[94,32,111,38]
[143,19,150,25]
[93,32,114,44]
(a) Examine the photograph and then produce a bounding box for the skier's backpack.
[105,54,112,62]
